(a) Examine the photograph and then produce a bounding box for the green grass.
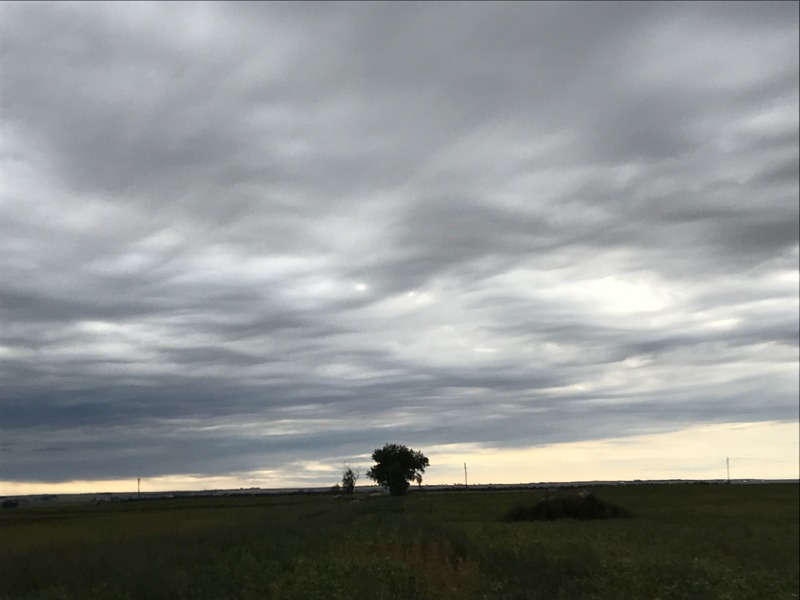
[1,484,797,599]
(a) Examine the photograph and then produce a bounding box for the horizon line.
[5,477,799,499]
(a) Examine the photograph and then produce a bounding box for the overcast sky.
[1,2,798,493]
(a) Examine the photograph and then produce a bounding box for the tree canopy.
[366,443,429,496]
[341,466,359,495]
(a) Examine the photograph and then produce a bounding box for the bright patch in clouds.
[1,2,796,492]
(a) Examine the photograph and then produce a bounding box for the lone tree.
[341,466,359,496]
[366,443,429,496]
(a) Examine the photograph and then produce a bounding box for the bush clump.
[503,490,632,522]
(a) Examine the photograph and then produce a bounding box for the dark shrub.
[503,490,632,522]
[1,499,19,509]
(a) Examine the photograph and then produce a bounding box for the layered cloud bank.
[1,2,797,489]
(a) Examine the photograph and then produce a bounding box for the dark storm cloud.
[1,2,797,484]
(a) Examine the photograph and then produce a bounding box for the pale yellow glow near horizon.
[424,420,799,485]
[2,421,797,496]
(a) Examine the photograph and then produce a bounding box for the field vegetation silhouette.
[366,443,429,496]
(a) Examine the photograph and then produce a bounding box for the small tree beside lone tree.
[341,466,359,496]
[366,443,429,496]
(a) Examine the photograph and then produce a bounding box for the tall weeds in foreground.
[1,484,797,600]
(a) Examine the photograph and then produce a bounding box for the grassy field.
[1,483,797,600]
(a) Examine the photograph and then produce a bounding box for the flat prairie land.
[1,483,797,600]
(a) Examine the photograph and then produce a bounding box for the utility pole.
[137,477,140,497]
[726,458,730,484]
[464,463,468,487]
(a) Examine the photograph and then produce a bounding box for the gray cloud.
[1,2,797,485]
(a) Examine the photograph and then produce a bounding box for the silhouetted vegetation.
[366,443,429,496]
[341,466,359,496]
[503,490,633,521]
